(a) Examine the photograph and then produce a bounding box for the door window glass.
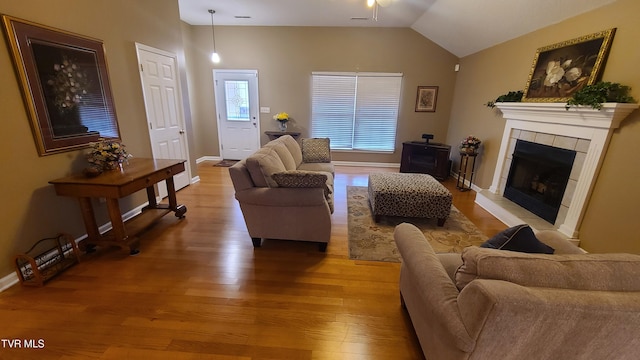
[224,80,250,121]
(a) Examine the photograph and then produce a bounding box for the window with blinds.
[311,72,402,152]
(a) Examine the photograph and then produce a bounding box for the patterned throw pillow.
[302,138,331,163]
[272,170,331,196]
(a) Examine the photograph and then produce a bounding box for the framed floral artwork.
[415,86,438,112]
[522,28,616,103]
[2,15,121,155]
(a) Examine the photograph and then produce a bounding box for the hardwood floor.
[0,163,506,360]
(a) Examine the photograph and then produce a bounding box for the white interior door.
[213,70,260,160]
[136,43,191,198]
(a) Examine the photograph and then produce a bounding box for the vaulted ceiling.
[178,0,616,57]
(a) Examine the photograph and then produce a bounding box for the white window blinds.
[311,72,402,152]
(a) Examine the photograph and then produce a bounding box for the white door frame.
[135,43,192,196]
[213,69,261,160]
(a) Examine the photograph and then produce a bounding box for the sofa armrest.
[536,230,584,254]
[395,223,475,352]
[458,279,640,359]
[235,187,328,207]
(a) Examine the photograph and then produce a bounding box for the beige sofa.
[394,222,640,360]
[229,135,334,251]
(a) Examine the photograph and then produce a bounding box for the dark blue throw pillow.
[481,224,554,254]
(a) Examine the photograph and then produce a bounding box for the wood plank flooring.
[0,164,506,360]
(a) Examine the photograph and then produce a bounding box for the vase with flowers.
[460,135,481,154]
[273,112,289,131]
[86,138,132,172]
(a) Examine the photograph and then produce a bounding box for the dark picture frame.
[2,15,121,156]
[522,28,616,103]
[415,86,438,112]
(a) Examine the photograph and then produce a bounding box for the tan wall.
[448,0,640,253]
[185,26,459,163]
[0,0,186,277]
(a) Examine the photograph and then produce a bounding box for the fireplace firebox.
[504,140,576,224]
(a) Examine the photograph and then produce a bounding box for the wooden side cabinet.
[400,141,451,180]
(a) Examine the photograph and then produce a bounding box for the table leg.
[166,177,177,210]
[106,197,127,243]
[145,185,157,210]
[165,176,187,218]
[77,197,99,252]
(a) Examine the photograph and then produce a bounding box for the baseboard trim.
[333,161,400,168]
[449,170,482,192]
[0,272,18,292]
[0,202,150,293]
[196,156,222,164]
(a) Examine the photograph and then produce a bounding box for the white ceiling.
[178,0,616,57]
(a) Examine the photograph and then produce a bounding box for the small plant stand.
[456,152,478,192]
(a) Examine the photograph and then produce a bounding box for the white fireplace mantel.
[478,102,638,239]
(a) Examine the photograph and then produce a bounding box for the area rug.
[214,159,239,167]
[347,186,488,262]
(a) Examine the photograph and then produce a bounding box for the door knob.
[179,130,185,134]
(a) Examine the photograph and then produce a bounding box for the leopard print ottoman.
[368,173,452,226]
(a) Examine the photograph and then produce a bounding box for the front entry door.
[213,70,260,160]
[136,43,191,198]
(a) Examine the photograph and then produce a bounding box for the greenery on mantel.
[485,90,523,108]
[485,82,637,111]
[565,82,637,110]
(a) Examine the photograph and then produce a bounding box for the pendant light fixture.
[208,9,221,63]
[367,0,379,21]
[367,0,391,21]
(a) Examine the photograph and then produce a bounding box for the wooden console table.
[265,131,301,141]
[49,158,187,255]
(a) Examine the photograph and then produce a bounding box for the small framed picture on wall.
[415,86,438,112]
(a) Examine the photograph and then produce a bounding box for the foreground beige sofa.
[229,135,334,251]
[395,223,640,360]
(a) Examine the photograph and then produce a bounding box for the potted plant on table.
[459,135,481,155]
[86,138,132,173]
[273,112,290,131]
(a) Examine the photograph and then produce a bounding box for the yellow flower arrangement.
[273,112,289,122]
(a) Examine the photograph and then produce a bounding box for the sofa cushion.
[297,161,335,176]
[245,147,286,187]
[272,170,332,196]
[265,141,297,170]
[302,138,331,163]
[480,224,554,254]
[277,135,303,166]
[455,246,640,291]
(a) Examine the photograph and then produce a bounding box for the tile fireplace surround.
[476,102,638,242]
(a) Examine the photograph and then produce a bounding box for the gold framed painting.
[522,28,616,103]
[415,86,438,112]
[2,15,121,156]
